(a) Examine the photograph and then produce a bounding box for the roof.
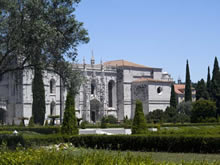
[133,78,172,83]
[174,84,185,94]
[174,84,196,95]
[103,60,151,69]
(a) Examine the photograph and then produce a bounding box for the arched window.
[91,80,96,95]
[50,102,56,115]
[108,80,115,107]
[50,79,56,94]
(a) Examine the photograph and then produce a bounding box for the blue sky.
[75,0,220,83]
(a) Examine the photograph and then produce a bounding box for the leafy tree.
[207,66,211,98]
[32,66,45,125]
[196,79,209,100]
[0,0,89,86]
[176,101,192,116]
[132,100,148,134]
[61,92,78,135]
[185,60,192,102]
[170,84,177,108]
[164,106,178,123]
[191,99,216,123]
[146,109,165,123]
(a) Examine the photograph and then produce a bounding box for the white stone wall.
[148,82,171,112]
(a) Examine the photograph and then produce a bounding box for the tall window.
[108,81,114,107]
[91,80,96,95]
[50,102,56,115]
[50,79,56,93]
[91,83,95,94]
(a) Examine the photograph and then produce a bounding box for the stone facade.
[0,69,66,125]
[75,58,173,122]
[0,57,173,124]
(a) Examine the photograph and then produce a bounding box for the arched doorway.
[0,108,6,124]
[90,99,100,123]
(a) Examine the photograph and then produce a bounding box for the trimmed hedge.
[0,126,60,134]
[69,135,220,153]
[0,135,24,149]
[1,134,220,153]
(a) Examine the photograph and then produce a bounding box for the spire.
[100,58,103,70]
[91,50,95,65]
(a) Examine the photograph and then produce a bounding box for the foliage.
[132,100,148,134]
[164,106,178,123]
[176,101,192,116]
[69,135,220,153]
[101,115,118,126]
[207,66,211,98]
[19,117,28,127]
[0,0,89,78]
[61,92,78,135]
[191,99,217,123]
[28,117,34,127]
[170,84,177,108]
[32,67,45,125]
[146,109,165,123]
[0,126,60,135]
[1,147,219,165]
[80,121,88,129]
[196,79,209,100]
[185,60,192,102]
[211,57,220,116]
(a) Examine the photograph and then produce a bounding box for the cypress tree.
[32,67,45,125]
[185,60,192,102]
[170,84,177,108]
[212,57,220,82]
[211,57,220,100]
[207,66,211,98]
[132,100,148,134]
[61,92,78,135]
[196,79,209,100]
[211,57,220,116]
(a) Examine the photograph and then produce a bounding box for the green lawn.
[1,146,220,165]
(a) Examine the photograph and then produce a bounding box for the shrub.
[146,109,165,123]
[80,121,87,129]
[177,101,192,116]
[61,92,78,135]
[164,106,178,123]
[132,100,148,134]
[29,117,34,127]
[191,99,217,123]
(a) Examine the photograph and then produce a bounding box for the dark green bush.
[132,100,148,134]
[2,133,220,153]
[69,135,220,153]
[0,126,60,134]
[191,99,217,123]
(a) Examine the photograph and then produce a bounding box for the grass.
[1,146,220,165]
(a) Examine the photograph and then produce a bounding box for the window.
[50,102,56,115]
[108,80,114,107]
[50,79,56,94]
[91,83,95,94]
[91,80,96,95]
[157,87,163,95]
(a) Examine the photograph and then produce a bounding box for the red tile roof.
[104,60,151,69]
[174,84,185,94]
[133,78,172,83]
